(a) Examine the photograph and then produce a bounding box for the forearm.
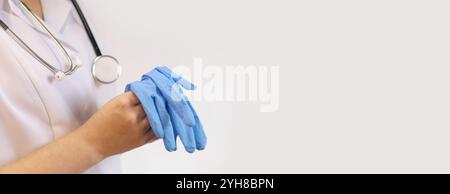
[0,128,105,174]
[0,92,153,174]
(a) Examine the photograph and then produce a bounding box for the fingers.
[128,82,165,139]
[139,116,150,130]
[168,105,196,153]
[142,96,164,138]
[127,67,206,153]
[171,100,196,127]
[155,66,196,90]
[147,70,196,127]
[193,116,206,150]
[187,101,207,150]
[133,105,146,120]
[145,129,158,143]
[124,91,140,105]
[176,77,196,90]
[155,92,177,152]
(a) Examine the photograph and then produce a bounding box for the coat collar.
[41,0,74,32]
[1,0,80,52]
[6,0,75,32]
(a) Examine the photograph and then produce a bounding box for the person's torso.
[0,0,121,173]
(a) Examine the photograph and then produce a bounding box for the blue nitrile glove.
[125,79,177,151]
[170,100,207,151]
[143,66,207,153]
[157,67,206,151]
[143,68,196,127]
[125,66,207,153]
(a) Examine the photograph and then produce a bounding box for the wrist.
[71,126,108,162]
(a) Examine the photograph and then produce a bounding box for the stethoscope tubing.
[71,0,102,57]
[0,0,120,82]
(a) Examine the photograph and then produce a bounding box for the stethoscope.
[0,0,122,84]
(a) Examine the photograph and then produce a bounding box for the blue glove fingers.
[177,78,196,90]
[144,96,165,138]
[193,116,206,150]
[168,106,196,153]
[155,66,196,90]
[148,71,196,127]
[187,101,207,150]
[125,82,164,138]
[155,93,177,152]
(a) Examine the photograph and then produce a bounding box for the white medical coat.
[0,0,121,173]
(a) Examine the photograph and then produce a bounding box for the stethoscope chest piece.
[92,55,122,84]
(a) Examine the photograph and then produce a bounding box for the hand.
[77,92,157,158]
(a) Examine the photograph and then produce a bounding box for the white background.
[83,0,450,173]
